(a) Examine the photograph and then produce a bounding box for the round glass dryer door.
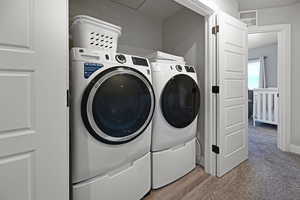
[81,67,155,144]
[161,74,200,128]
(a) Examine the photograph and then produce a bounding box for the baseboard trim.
[196,156,204,166]
[289,144,300,155]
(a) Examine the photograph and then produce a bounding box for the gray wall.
[69,0,240,56]
[162,9,206,165]
[256,3,300,147]
[248,43,278,87]
[70,0,162,56]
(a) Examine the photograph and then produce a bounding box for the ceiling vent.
[240,10,257,27]
[110,0,146,9]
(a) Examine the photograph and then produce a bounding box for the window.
[248,59,260,89]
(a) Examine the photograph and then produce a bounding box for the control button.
[189,67,195,73]
[115,54,126,64]
[105,54,110,60]
[175,65,183,72]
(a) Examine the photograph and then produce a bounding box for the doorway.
[247,32,279,153]
[248,25,291,152]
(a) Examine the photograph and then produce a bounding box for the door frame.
[173,0,216,175]
[248,24,291,152]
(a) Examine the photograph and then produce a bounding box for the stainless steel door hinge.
[212,25,219,34]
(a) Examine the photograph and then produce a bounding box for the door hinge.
[67,89,70,107]
[212,86,219,94]
[212,145,220,154]
[212,25,219,34]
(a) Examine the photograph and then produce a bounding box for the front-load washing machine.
[70,48,155,200]
[149,53,200,189]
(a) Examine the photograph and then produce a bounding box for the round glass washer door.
[161,74,200,128]
[81,67,155,144]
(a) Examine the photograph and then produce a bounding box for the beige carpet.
[145,123,300,200]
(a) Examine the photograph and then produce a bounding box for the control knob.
[115,54,126,64]
[175,65,183,72]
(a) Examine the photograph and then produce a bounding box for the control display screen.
[132,57,148,67]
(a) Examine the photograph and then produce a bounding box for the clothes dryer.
[149,55,200,189]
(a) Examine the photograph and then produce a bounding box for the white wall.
[248,44,278,87]
[256,3,300,147]
[70,0,162,56]
[162,9,206,165]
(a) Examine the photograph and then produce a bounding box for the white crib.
[253,88,279,126]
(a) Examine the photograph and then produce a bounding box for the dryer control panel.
[171,65,195,73]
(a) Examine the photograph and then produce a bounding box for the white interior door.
[0,1,69,199]
[216,12,248,177]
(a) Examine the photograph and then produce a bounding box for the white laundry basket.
[71,15,122,52]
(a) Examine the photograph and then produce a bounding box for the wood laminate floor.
[144,123,300,200]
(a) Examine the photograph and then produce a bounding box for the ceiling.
[139,0,182,20]
[110,0,183,21]
[237,0,300,11]
[248,32,277,49]
[110,0,146,9]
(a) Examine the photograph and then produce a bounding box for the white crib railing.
[253,88,279,126]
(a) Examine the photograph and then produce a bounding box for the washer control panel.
[115,54,149,67]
